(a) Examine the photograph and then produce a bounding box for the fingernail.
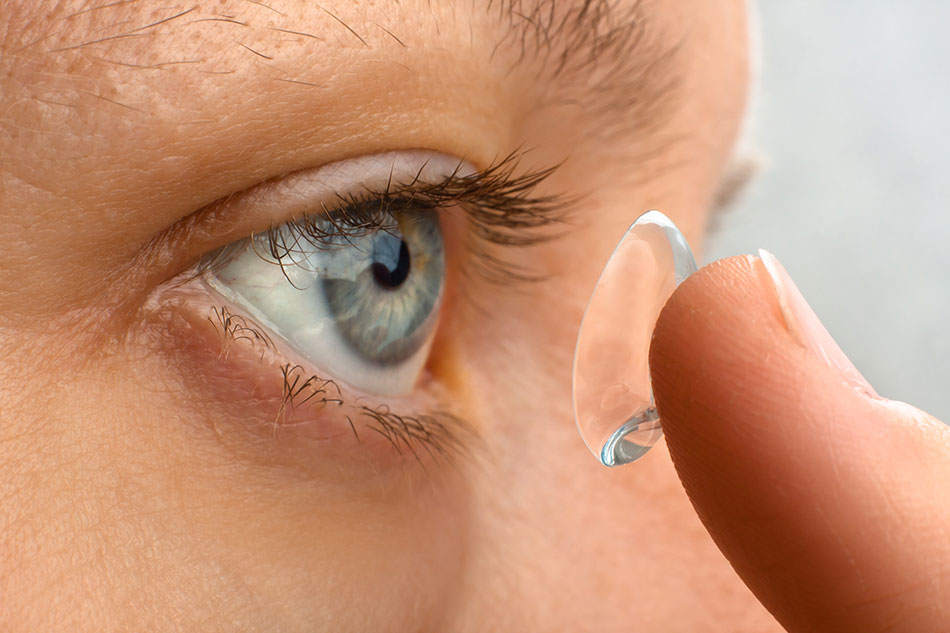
[758,249,877,397]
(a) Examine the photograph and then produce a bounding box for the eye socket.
[182,148,566,402]
[204,203,445,396]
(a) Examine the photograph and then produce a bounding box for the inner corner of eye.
[199,176,448,398]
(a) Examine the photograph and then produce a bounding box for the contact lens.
[572,211,697,467]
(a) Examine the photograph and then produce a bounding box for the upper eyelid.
[139,149,572,291]
[234,151,573,284]
[131,151,469,285]
[200,151,476,230]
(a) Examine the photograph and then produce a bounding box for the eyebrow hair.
[494,0,643,76]
[492,0,680,138]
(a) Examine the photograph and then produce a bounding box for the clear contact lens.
[572,211,697,467]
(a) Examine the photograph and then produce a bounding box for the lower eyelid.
[141,281,473,474]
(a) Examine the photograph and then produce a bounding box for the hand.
[650,253,950,633]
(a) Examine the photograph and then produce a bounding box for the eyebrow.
[496,0,644,76]
[493,0,678,137]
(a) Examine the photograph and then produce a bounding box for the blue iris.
[322,209,444,365]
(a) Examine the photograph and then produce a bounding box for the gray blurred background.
[706,2,949,419]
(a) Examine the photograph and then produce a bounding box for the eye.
[204,202,445,396]
[179,149,566,406]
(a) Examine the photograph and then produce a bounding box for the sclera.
[572,211,697,467]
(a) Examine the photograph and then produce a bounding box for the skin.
[14,2,945,632]
[1,1,759,630]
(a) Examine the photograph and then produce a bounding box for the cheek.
[25,347,477,629]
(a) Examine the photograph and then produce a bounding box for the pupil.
[371,239,411,289]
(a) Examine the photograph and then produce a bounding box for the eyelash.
[207,305,476,464]
[198,150,571,284]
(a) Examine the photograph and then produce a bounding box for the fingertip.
[650,254,789,467]
[648,253,950,632]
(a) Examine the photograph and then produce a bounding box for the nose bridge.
[449,418,777,632]
[442,284,612,627]
[452,414,640,630]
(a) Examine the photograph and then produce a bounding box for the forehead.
[4,0,649,69]
[3,0,660,114]
[0,0,674,199]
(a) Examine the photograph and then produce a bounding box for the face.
[0,1,778,630]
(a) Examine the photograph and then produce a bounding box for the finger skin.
[650,254,950,633]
